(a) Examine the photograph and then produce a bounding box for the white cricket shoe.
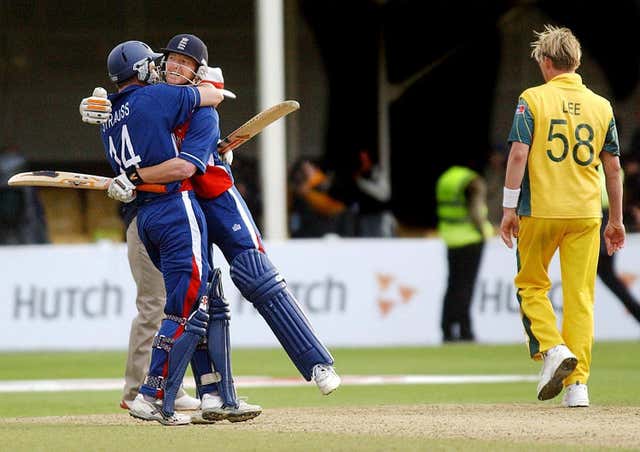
[174,393,201,411]
[129,394,191,426]
[121,391,199,411]
[562,382,589,407]
[227,399,263,423]
[312,364,341,395]
[537,344,578,401]
[200,392,224,412]
[201,393,262,423]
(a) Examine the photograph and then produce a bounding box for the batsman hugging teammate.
[81,34,340,425]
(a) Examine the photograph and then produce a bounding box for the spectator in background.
[288,150,396,238]
[622,127,640,232]
[622,160,640,232]
[288,158,347,237]
[436,164,493,342]
[597,166,640,324]
[347,148,395,237]
[0,144,49,245]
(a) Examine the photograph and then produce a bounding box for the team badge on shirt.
[515,104,526,115]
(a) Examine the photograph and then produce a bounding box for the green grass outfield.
[1,341,638,451]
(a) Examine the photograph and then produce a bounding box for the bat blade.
[8,171,166,193]
[8,171,112,190]
[217,100,299,154]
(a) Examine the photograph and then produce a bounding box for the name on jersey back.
[101,102,130,131]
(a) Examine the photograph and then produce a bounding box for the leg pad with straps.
[139,317,183,399]
[161,303,209,416]
[207,268,238,407]
[230,249,333,380]
[190,337,219,398]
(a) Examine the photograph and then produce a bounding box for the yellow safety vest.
[436,166,490,248]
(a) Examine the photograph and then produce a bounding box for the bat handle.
[137,183,167,193]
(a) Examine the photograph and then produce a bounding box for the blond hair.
[530,24,581,71]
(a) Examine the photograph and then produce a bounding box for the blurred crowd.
[288,149,396,238]
[288,138,640,239]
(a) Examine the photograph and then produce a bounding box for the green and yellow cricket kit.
[507,73,620,385]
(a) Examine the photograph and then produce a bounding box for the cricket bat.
[8,170,166,193]
[217,100,299,154]
[8,100,300,192]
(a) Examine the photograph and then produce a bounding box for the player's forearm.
[197,85,224,107]
[467,178,487,233]
[504,142,529,189]
[606,179,623,225]
[136,158,197,184]
[603,154,624,225]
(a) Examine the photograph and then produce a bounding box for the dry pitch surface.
[5,404,640,449]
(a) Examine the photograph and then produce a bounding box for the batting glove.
[108,174,136,203]
[196,66,237,99]
[80,87,112,125]
[185,305,210,337]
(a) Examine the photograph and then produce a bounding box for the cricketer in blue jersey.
[157,36,341,395]
[98,40,222,425]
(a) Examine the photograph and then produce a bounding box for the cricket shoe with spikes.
[201,393,262,423]
[537,344,578,401]
[121,392,200,411]
[129,394,191,426]
[312,364,341,395]
[562,382,590,407]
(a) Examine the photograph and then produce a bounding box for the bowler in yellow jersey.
[499,25,626,407]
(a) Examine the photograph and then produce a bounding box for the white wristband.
[503,187,521,208]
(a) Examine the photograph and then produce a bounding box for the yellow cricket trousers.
[515,216,601,385]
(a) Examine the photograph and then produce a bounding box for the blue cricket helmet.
[107,40,162,83]
[161,34,208,66]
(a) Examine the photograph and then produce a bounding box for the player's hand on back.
[80,87,112,125]
[108,174,137,203]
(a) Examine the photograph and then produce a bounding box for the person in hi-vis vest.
[436,165,493,342]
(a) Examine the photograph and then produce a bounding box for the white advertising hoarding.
[0,236,638,351]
